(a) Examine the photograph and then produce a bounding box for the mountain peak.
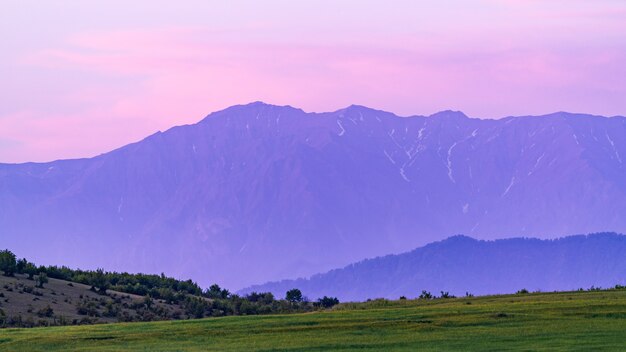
[234,101,302,111]
[344,104,371,111]
[200,101,304,123]
[336,104,375,115]
[443,234,477,242]
[428,110,469,119]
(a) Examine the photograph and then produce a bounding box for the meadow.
[1,289,625,351]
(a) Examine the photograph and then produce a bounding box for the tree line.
[0,249,340,327]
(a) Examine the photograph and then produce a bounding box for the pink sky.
[1,0,626,163]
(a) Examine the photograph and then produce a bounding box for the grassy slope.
[0,274,193,326]
[1,289,626,351]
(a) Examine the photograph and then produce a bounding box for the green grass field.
[1,289,626,351]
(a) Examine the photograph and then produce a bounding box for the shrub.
[37,305,54,318]
[103,302,120,318]
[316,296,340,308]
[76,300,100,317]
[184,297,208,319]
[245,292,275,305]
[419,290,433,300]
[440,291,455,299]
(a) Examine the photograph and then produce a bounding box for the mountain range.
[1,102,625,290]
[241,233,626,301]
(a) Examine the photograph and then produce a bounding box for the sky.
[1,0,625,163]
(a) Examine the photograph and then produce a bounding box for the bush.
[316,296,339,308]
[245,292,275,305]
[184,297,208,319]
[440,291,455,299]
[419,290,433,300]
[37,305,54,318]
[76,300,100,317]
[103,301,120,317]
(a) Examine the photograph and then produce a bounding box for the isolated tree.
[285,289,303,303]
[0,250,17,277]
[90,268,109,294]
[36,272,48,288]
[24,262,38,280]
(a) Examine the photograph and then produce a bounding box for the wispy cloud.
[1,1,625,162]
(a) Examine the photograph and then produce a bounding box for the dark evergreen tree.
[285,289,303,303]
[16,258,28,274]
[206,284,229,299]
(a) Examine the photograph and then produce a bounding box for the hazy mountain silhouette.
[1,102,625,289]
[241,233,626,301]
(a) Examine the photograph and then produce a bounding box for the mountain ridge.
[240,232,626,301]
[2,102,625,166]
[2,102,626,290]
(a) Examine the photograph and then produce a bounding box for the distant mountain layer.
[241,233,626,301]
[1,102,626,289]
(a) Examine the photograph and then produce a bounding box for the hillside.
[242,233,626,301]
[0,248,328,328]
[0,273,193,327]
[0,258,322,328]
[1,289,626,351]
[2,102,626,289]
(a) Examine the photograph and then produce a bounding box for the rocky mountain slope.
[1,102,625,289]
